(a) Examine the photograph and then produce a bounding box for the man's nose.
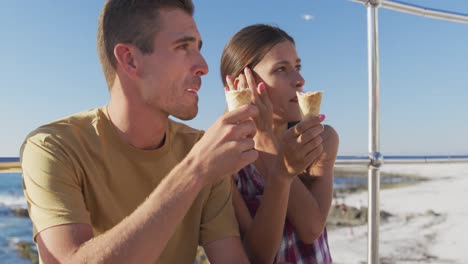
[194,52,209,76]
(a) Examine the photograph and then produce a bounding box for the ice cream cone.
[296,91,323,120]
[225,88,253,111]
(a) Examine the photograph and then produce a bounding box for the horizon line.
[2,155,468,163]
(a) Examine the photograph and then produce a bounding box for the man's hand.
[187,104,259,184]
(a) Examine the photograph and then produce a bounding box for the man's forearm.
[71,157,204,263]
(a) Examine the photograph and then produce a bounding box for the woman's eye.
[275,66,286,72]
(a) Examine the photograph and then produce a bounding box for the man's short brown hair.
[97,0,194,89]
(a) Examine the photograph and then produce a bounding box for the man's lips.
[186,88,199,94]
[186,77,201,95]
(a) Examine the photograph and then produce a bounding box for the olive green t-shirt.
[21,106,239,263]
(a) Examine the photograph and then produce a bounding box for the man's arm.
[30,105,259,264]
[35,156,209,263]
[203,237,249,264]
[36,224,92,263]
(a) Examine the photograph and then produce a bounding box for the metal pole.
[382,1,468,24]
[351,2,468,261]
[367,1,383,263]
[352,0,468,24]
[352,3,468,261]
[335,156,468,166]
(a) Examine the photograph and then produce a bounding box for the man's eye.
[177,44,189,50]
[295,65,302,71]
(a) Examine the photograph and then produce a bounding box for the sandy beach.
[2,162,467,263]
[328,163,468,264]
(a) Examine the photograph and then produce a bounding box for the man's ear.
[114,43,140,79]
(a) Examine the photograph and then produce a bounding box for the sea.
[1,155,468,262]
[0,172,31,264]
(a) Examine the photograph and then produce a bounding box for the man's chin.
[173,109,198,121]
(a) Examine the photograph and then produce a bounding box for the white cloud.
[302,14,315,21]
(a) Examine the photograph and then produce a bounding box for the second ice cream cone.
[296,91,323,120]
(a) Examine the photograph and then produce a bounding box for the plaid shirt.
[233,164,333,264]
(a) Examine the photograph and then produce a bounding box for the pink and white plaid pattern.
[233,164,333,264]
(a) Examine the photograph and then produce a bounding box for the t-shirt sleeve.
[21,132,91,240]
[199,177,240,245]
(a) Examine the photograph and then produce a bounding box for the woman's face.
[253,40,305,123]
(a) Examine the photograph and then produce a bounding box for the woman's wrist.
[264,170,294,186]
[263,162,294,185]
[254,132,279,153]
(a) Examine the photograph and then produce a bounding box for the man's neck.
[107,86,168,150]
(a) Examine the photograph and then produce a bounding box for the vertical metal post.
[367,1,383,264]
[350,0,468,263]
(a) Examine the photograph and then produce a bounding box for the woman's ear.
[233,77,240,88]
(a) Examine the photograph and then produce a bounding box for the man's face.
[138,8,208,120]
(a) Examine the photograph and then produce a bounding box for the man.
[21,1,256,263]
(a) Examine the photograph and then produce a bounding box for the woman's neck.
[272,120,288,139]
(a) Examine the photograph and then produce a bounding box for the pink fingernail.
[259,82,265,92]
[245,67,251,72]
[319,114,326,121]
[224,87,229,92]
[226,75,232,81]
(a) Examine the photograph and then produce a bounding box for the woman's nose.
[293,74,305,90]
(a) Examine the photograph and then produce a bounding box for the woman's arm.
[229,68,293,263]
[232,172,292,264]
[285,125,339,242]
[232,125,294,263]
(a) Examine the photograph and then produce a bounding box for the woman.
[221,24,339,263]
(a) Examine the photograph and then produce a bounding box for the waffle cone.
[225,88,253,111]
[296,91,323,120]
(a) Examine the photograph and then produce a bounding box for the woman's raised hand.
[226,68,279,180]
[225,67,273,135]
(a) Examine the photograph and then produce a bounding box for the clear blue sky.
[1,0,467,157]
